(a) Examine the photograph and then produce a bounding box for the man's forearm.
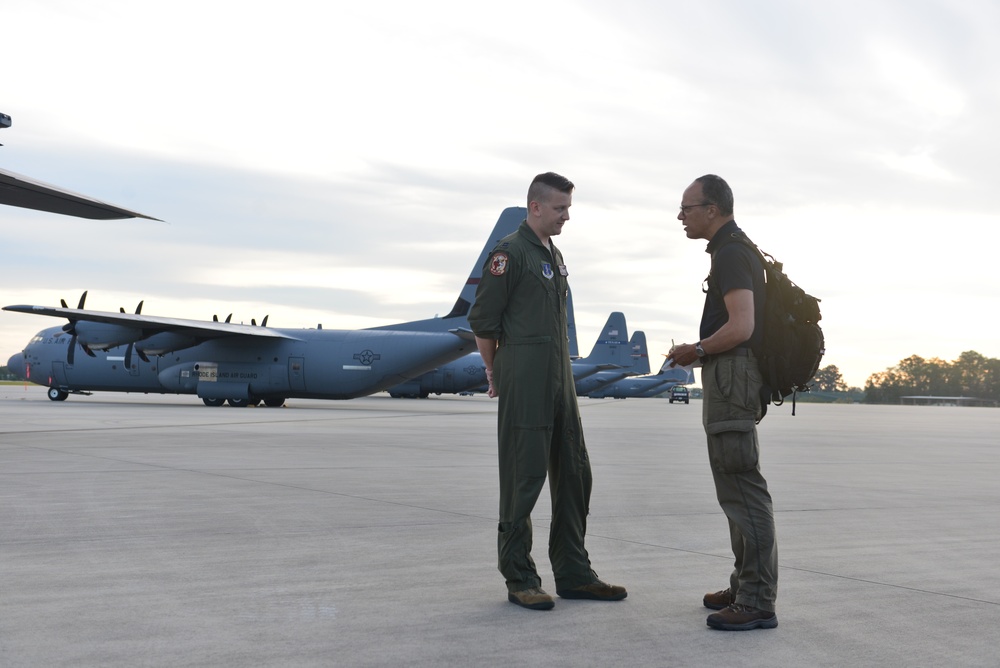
[475,336,498,370]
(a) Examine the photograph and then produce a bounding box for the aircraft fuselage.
[7,325,476,403]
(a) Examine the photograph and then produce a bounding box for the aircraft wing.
[0,167,162,221]
[2,304,299,341]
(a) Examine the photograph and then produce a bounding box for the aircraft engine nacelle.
[73,322,145,351]
[136,332,200,356]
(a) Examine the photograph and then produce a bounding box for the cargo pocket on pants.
[706,420,759,474]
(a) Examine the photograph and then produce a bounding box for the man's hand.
[485,368,498,398]
[668,343,699,368]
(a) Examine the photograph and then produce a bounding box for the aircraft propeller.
[61,291,95,365]
[121,301,145,367]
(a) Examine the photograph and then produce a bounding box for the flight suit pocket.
[705,421,759,474]
[501,338,555,426]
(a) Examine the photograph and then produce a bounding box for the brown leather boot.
[508,587,555,610]
[703,587,735,610]
[556,579,627,601]
[706,604,778,630]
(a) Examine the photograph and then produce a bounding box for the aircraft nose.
[6,352,25,380]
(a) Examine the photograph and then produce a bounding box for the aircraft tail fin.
[627,331,651,375]
[577,312,630,367]
[374,207,525,333]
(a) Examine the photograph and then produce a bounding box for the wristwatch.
[694,341,706,358]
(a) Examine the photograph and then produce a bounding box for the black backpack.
[711,232,825,419]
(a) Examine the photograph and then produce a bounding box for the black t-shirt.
[699,220,766,351]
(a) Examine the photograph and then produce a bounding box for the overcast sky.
[2,0,998,389]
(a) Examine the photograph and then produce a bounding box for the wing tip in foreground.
[0,167,163,221]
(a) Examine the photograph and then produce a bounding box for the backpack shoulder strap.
[727,231,781,275]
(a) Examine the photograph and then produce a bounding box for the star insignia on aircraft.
[464,365,482,375]
[353,349,381,366]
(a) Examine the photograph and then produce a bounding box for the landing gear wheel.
[263,397,286,407]
[227,397,250,407]
[48,388,69,401]
[202,397,225,407]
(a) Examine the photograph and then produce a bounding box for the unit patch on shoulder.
[489,252,509,276]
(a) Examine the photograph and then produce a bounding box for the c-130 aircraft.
[4,208,525,406]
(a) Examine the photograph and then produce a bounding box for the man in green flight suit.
[469,172,627,611]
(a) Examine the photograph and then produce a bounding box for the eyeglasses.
[679,203,712,214]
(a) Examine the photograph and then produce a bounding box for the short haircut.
[694,174,734,216]
[527,172,574,207]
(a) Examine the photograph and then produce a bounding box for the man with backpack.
[668,174,779,631]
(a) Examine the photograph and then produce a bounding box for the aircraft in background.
[386,311,629,399]
[574,330,650,396]
[570,312,636,382]
[586,358,693,399]
[0,112,160,220]
[3,208,525,405]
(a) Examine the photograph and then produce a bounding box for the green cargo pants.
[702,350,778,612]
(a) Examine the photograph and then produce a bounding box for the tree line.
[779,351,1000,406]
[862,351,1000,404]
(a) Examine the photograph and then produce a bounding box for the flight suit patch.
[541,263,554,279]
[490,252,509,276]
[558,264,568,277]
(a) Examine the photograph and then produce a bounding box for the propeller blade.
[261,315,269,327]
[123,301,145,366]
[62,291,89,364]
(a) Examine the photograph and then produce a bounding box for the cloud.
[3,0,999,391]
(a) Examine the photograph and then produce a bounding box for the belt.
[704,347,753,362]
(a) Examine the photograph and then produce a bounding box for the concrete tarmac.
[1,385,998,667]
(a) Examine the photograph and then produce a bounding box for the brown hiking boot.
[508,587,555,610]
[703,588,735,610]
[706,604,778,631]
[556,579,627,601]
